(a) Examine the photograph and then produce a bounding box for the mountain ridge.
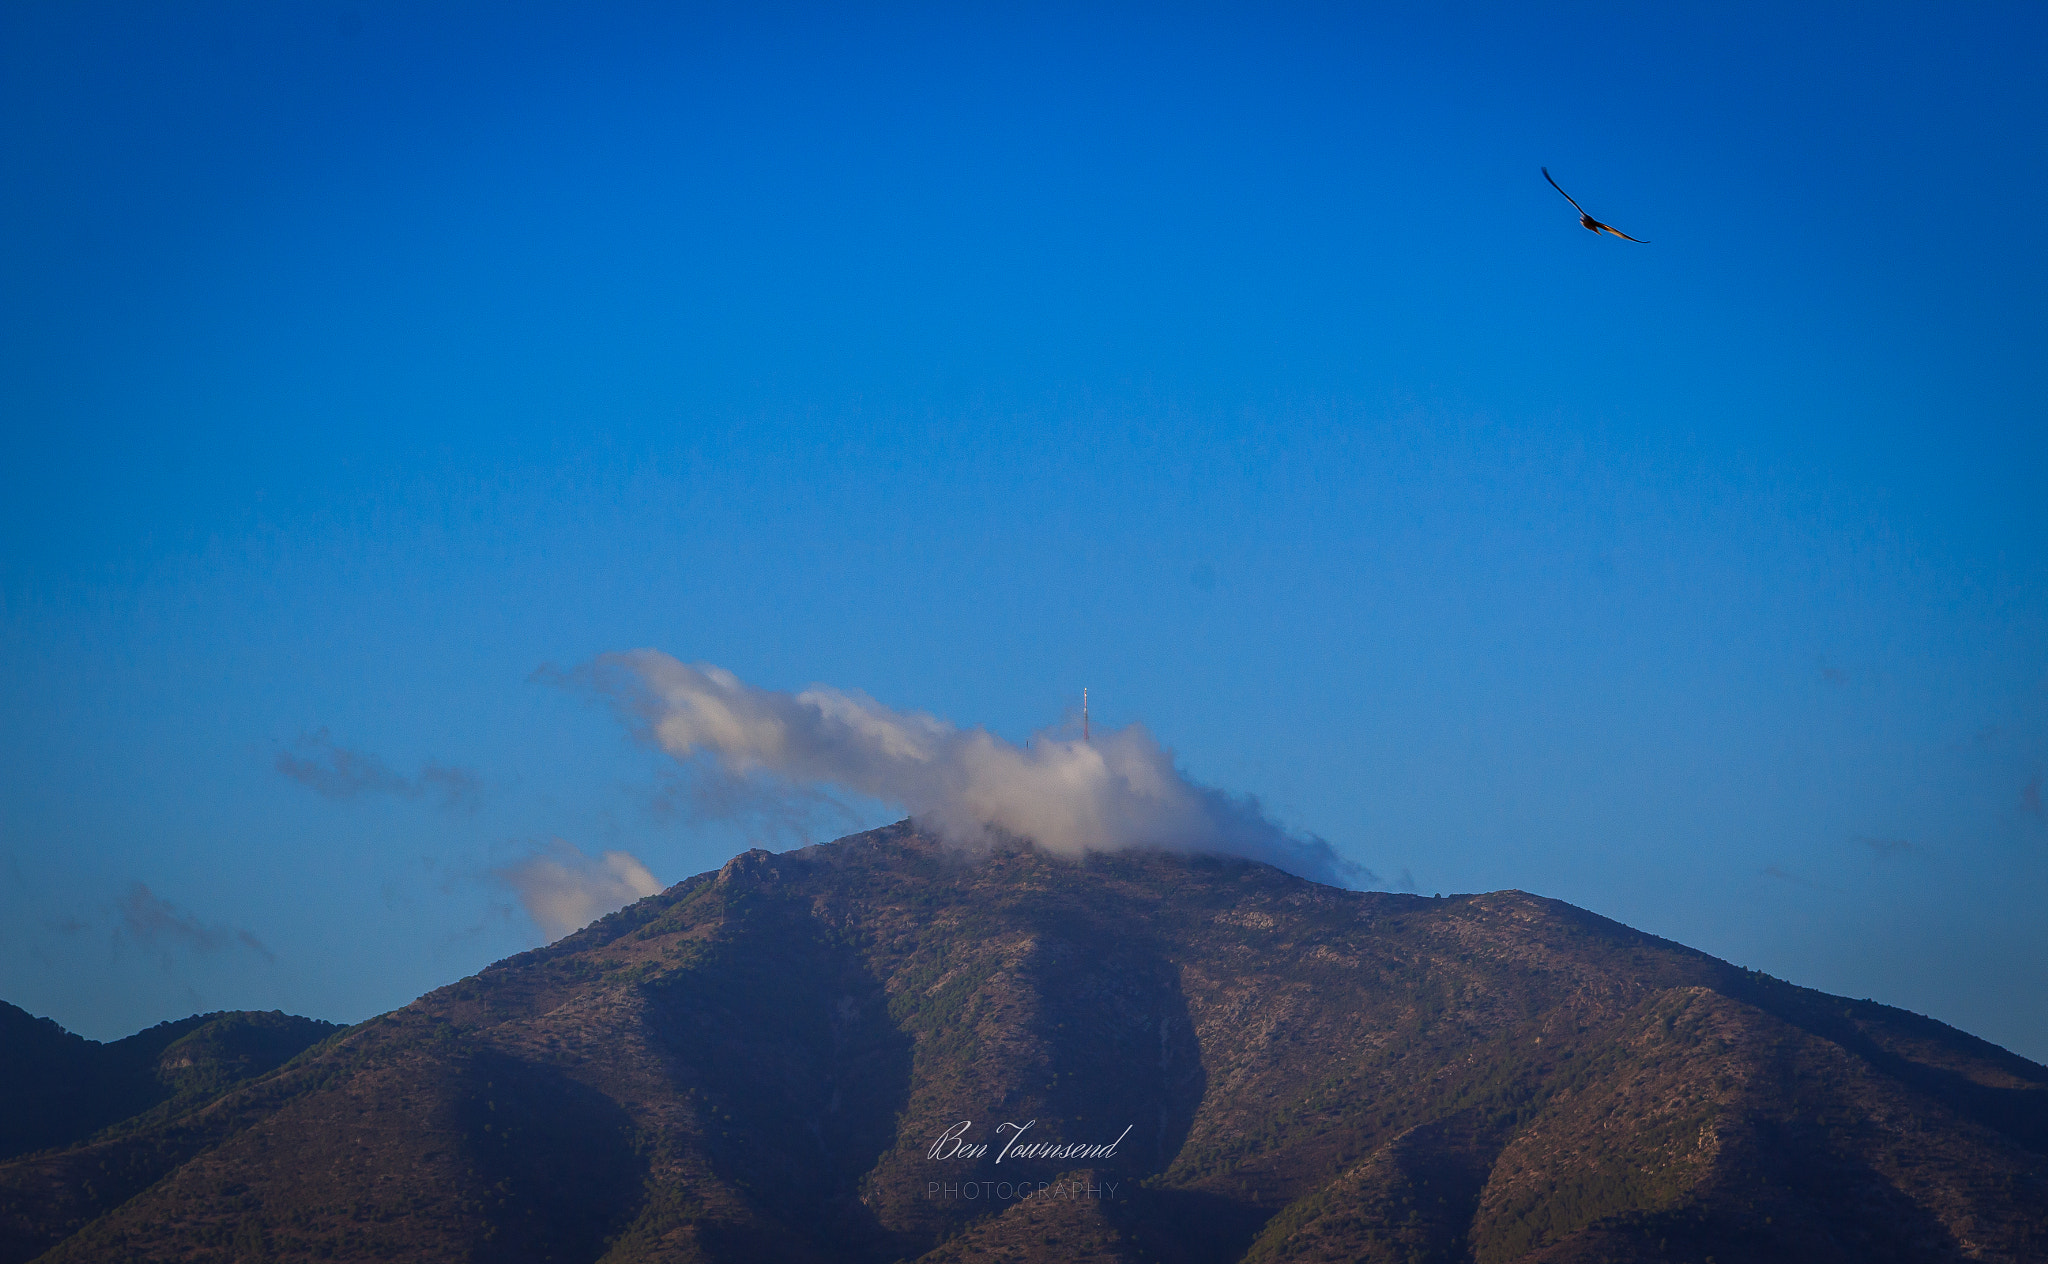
[4,822,2043,1262]
[0,1003,342,1165]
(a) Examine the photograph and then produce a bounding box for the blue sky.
[3,3,2044,1058]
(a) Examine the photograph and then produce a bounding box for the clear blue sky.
[3,2,2044,1058]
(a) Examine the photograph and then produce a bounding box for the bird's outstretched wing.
[1544,167,1650,242]
[1541,167,1588,216]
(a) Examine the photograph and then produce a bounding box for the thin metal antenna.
[1083,688,1089,743]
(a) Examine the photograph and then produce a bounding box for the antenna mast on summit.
[1083,688,1089,743]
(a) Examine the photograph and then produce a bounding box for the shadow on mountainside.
[639,874,918,1261]
[454,1049,648,1264]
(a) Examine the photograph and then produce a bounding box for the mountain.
[4,822,2044,1263]
[0,1003,340,1164]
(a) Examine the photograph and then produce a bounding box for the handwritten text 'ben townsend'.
[928,1120,1134,1164]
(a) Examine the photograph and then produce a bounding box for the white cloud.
[581,651,1363,885]
[495,840,664,941]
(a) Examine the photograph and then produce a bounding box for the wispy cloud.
[118,883,274,963]
[493,840,664,941]
[1760,865,1823,890]
[645,763,869,850]
[275,729,480,811]
[562,651,1366,886]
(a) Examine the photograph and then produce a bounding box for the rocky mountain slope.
[4,822,2043,1262]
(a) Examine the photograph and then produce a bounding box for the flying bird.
[1542,167,1648,242]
